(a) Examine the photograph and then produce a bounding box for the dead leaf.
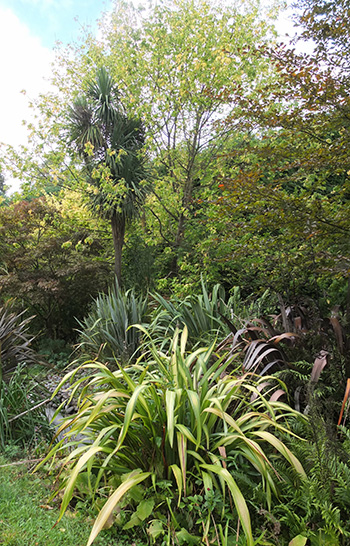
[269,389,286,402]
[310,350,328,383]
[338,378,350,426]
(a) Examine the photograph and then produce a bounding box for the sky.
[1,0,113,48]
[0,0,113,192]
[0,0,295,193]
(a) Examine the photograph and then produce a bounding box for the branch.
[151,188,178,221]
[8,398,52,423]
[147,207,173,245]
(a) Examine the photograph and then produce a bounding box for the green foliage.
[108,0,279,276]
[0,301,37,380]
[268,418,350,545]
[1,0,282,287]
[77,281,278,366]
[37,338,73,369]
[0,365,51,451]
[0,194,112,340]
[149,280,231,348]
[76,282,148,364]
[68,67,148,221]
[1,0,348,311]
[40,327,304,546]
[150,281,275,344]
[212,0,350,306]
[1,3,350,540]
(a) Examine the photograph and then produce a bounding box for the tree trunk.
[111,213,126,286]
[170,176,193,276]
[277,294,289,332]
[169,212,185,276]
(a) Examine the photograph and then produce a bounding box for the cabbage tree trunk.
[111,213,125,286]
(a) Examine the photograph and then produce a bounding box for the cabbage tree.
[68,67,148,285]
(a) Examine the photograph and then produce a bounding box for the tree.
[67,67,148,285]
[10,0,279,283]
[0,0,283,289]
[98,0,280,276]
[0,192,112,340]
[198,0,350,323]
[0,169,6,198]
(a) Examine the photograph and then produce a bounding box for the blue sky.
[0,0,112,47]
[0,0,114,191]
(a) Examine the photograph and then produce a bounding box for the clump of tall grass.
[0,365,51,451]
[40,326,305,546]
[76,283,148,364]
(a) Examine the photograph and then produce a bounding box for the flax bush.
[40,326,305,546]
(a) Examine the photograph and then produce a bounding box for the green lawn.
[0,456,136,546]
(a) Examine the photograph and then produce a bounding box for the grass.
[0,455,148,546]
[0,456,92,546]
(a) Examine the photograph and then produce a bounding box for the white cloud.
[0,7,53,191]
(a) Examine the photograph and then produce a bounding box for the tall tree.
[88,0,281,276]
[210,0,350,307]
[67,67,148,285]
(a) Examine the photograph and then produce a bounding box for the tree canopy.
[0,0,349,315]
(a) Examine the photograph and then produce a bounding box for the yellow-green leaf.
[87,471,151,546]
[200,464,253,546]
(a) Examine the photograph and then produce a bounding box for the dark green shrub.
[76,283,148,364]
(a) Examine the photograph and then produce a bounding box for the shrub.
[0,365,51,451]
[76,283,148,364]
[0,196,112,341]
[150,281,229,344]
[0,301,37,380]
[40,327,305,546]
